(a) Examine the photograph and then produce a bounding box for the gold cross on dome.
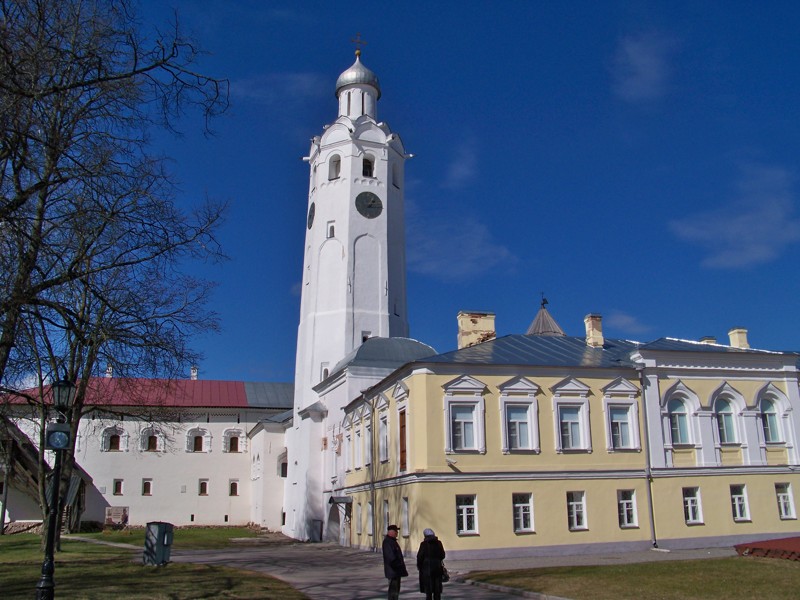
[351,32,367,56]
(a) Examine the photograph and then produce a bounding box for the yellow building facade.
[337,314,800,558]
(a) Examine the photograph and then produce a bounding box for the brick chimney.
[728,327,750,349]
[584,314,604,348]
[457,311,496,349]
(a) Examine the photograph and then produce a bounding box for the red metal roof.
[82,378,250,408]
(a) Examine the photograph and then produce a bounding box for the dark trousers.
[387,576,401,600]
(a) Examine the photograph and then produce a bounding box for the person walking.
[416,528,446,600]
[382,524,408,600]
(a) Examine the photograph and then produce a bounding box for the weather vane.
[351,32,367,57]
[540,292,548,309]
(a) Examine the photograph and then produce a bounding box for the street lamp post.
[35,379,75,600]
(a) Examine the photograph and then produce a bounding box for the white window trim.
[139,427,164,453]
[567,490,588,531]
[401,497,410,537]
[499,377,540,454]
[356,503,363,535]
[222,428,246,453]
[602,378,641,452]
[103,426,129,452]
[552,378,592,453]
[186,427,213,453]
[379,412,389,463]
[662,382,701,449]
[443,376,487,454]
[730,484,750,522]
[512,492,534,533]
[776,483,797,520]
[757,385,793,449]
[617,489,638,528]
[682,487,704,525]
[456,494,479,535]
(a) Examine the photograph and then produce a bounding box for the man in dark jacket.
[382,524,408,600]
[416,528,446,600]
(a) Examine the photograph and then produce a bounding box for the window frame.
[456,494,478,535]
[730,484,749,522]
[512,492,534,533]
[103,426,128,452]
[552,378,592,453]
[186,428,212,453]
[141,479,152,496]
[776,483,796,520]
[229,479,239,497]
[682,487,703,525]
[112,479,124,496]
[223,428,245,454]
[443,376,487,455]
[602,378,641,452]
[617,489,638,528]
[198,479,209,496]
[566,490,587,531]
[499,377,540,454]
[668,398,691,446]
[379,413,389,463]
[714,398,738,445]
[760,398,783,444]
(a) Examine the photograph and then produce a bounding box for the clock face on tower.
[307,202,315,229]
[355,192,383,219]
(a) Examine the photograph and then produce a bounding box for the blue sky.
[140,1,800,382]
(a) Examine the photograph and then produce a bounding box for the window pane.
[507,406,529,449]
[452,405,476,450]
[610,407,630,448]
[560,406,581,449]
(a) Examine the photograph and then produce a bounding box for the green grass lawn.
[0,532,308,600]
[468,556,800,600]
[76,525,260,548]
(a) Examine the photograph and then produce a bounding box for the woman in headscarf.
[416,527,446,600]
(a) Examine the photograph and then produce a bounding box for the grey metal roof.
[332,337,437,374]
[527,305,566,336]
[423,335,639,369]
[639,338,783,355]
[244,382,294,409]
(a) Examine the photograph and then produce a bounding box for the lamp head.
[51,379,76,411]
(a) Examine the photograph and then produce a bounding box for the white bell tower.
[283,48,409,540]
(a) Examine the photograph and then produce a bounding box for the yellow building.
[335,309,800,558]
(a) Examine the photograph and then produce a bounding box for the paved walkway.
[169,541,737,600]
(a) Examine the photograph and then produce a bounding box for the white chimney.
[105,364,113,378]
[699,336,717,345]
[584,314,604,348]
[190,366,199,380]
[457,311,496,349]
[728,327,749,349]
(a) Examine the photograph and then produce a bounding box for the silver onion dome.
[335,52,381,99]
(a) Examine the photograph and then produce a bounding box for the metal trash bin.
[143,521,173,566]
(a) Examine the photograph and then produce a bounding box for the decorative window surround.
[186,427,213,453]
[552,377,592,453]
[711,383,745,447]
[222,428,246,453]
[662,381,701,449]
[103,426,129,452]
[602,378,641,452]
[140,427,164,453]
[499,377,540,454]
[443,375,487,454]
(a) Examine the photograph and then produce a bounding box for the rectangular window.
[451,405,476,450]
[399,410,407,471]
[365,424,372,466]
[610,407,632,449]
[345,434,352,471]
[383,500,390,534]
[456,494,478,535]
[142,479,152,496]
[683,487,703,524]
[112,479,123,496]
[379,416,389,462]
[567,491,587,530]
[355,429,362,469]
[402,497,410,537]
[617,490,637,528]
[229,480,239,497]
[367,502,374,536]
[199,479,209,496]
[356,503,363,535]
[506,406,530,450]
[512,493,533,532]
[776,483,796,519]
[559,406,582,450]
[730,485,749,521]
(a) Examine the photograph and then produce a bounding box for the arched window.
[761,398,782,443]
[223,429,245,453]
[668,398,689,445]
[146,435,158,451]
[715,399,736,444]
[140,427,162,452]
[186,428,211,453]
[198,480,208,496]
[362,156,374,177]
[228,436,239,453]
[102,426,127,452]
[328,155,341,180]
[229,480,239,496]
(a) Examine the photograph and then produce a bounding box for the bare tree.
[0,0,230,542]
